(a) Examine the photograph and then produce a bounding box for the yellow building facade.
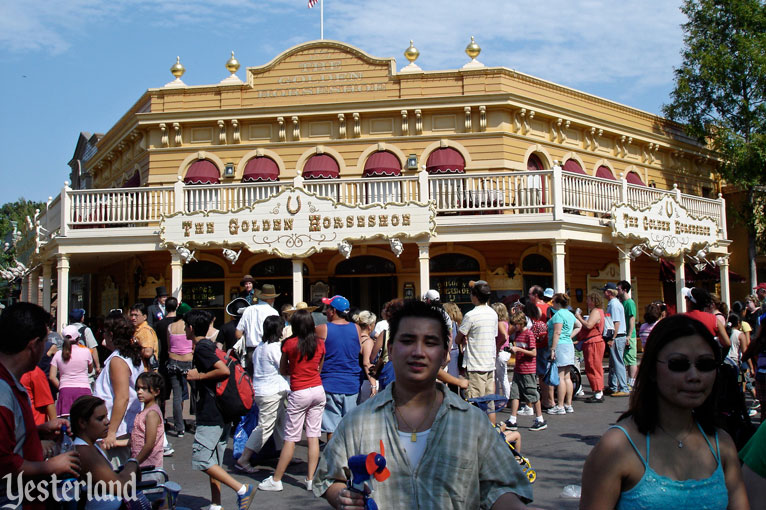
[19,40,734,324]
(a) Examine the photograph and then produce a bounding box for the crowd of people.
[1,278,765,509]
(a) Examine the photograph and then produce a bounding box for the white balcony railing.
[33,168,728,242]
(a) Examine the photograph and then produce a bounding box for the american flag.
[308,0,319,7]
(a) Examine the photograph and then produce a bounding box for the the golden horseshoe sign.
[287,195,302,215]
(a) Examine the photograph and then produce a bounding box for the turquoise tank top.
[613,423,728,510]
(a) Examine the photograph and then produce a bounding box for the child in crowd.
[131,371,166,468]
[506,311,546,431]
[185,309,255,510]
[20,366,56,425]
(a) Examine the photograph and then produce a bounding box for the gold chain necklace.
[394,394,439,442]
[656,422,695,449]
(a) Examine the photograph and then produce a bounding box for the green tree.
[664,0,766,287]
[1,198,44,300]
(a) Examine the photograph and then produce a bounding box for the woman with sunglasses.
[580,315,749,509]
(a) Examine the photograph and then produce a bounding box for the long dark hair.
[290,309,316,361]
[62,336,74,362]
[70,395,106,437]
[620,314,721,435]
[262,315,283,344]
[104,314,142,368]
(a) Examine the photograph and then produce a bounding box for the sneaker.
[237,484,256,510]
[603,388,615,396]
[305,479,313,491]
[564,405,574,413]
[546,406,566,415]
[610,391,630,397]
[749,408,758,417]
[517,406,534,416]
[505,419,518,431]
[258,476,283,492]
[529,420,547,431]
[175,430,185,438]
[163,446,174,457]
[575,387,585,397]
[750,401,761,410]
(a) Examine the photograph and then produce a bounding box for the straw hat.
[282,301,318,316]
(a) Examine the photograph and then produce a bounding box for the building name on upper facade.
[257,57,386,98]
[611,195,719,257]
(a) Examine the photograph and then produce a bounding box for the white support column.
[552,240,567,293]
[417,241,430,297]
[56,254,70,329]
[719,257,730,310]
[29,268,41,306]
[618,244,632,283]
[42,263,52,312]
[675,254,686,313]
[292,260,304,304]
[551,164,563,220]
[170,251,183,301]
[21,274,30,302]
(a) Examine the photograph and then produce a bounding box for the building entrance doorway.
[329,255,397,315]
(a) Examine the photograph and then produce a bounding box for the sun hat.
[256,283,281,299]
[322,295,350,313]
[283,301,319,316]
[240,274,255,286]
[543,288,554,299]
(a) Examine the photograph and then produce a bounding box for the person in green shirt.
[739,421,766,505]
[618,281,638,388]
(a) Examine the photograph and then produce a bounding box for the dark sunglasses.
[657,357,719,373]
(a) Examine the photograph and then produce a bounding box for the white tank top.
[93,351,144,436]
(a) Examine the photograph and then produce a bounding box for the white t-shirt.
[252,341,290,397]
[459,304,498,372]
[397,429,430,469]
[236,301,279,348]
[726,329,742,365]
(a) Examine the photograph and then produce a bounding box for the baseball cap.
[681,287,696,303]
[543,288,554,299]
[754,283,766,291]
[68,308,86,322]
[602,283,617,291]
[424,289,440,301]
[321,295,350,313]
[62,325,81,340]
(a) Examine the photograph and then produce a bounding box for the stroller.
[466,394,537,484]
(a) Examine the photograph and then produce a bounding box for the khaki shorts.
[467,371,495,398]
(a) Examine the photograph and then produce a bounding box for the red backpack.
[213,348,254,421]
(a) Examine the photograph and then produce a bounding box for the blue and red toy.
[346,440,390,510]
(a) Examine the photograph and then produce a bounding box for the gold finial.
[170,56,185,79]
[226,51,240,74]
[465,36,481,60]
[404,40,420,64]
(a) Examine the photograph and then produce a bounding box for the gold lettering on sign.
[206,222,214,234]
[284,218,293,230]
[378,215,388,227]
[309,215,320,232]
[229,219,239,235]
[391,215,400,226]
[357,216,365,227]
[195,223,204,234]
[643,217,670,232]
[368,215,375,227]
[323,217,331,229]
[334,217,343,229]
[241,220,249,233]
[623,214,639,229]
[346,216,354,228]
[182,221,192,237]
[262,220,271,231]
[403,214,410,226]
[273,219,281,231]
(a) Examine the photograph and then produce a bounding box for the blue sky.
[0,0,686,206]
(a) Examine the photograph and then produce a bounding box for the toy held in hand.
[346,440,390,510]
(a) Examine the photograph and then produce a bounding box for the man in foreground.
[312,299,533,509]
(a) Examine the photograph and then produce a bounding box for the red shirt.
[536,301,550,320]
[20,367,54,426]
[513,329,537,374]
[530,319,548,350]
[0,362,45,510]
[282,337,326,391]
[684,310,718,337]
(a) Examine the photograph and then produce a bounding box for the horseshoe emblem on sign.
[287,195,301,215]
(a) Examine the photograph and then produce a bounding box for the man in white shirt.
[455,282,499,424]
[235,284,280,375]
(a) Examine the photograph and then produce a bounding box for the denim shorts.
[321,392,358,433]
[556,342,575,367]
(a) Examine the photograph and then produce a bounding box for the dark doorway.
[330,256,397,315]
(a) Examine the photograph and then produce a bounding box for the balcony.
[32,168,727,246]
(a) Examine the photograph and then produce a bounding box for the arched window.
[124,170,141,187]
[426,148,465,174]
[184,160,220,184]
[242,157,279,182]
[363,151,402,204]
[626,171,645,186]
[182,260,225,325]
[302,154,340,179]
[248,258,306,310]
[330,255,397,314]
[522,154,546,212]
[596,165,616,180]
[521,254,553,293]
[429,253,480,311]
[527,154,544,170]
[563,159,586,174]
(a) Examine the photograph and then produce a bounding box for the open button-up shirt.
[313,383,533,509]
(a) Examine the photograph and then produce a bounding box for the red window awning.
[302,154,339,179]
[527,154,544,170]
[184,160,220,185]
[659,258,745,284]
[426,148,465,174]
[563,159,585,174]
[596,165,615,180]
[626,171,645,186]
[363,151,401,177]
[242,157,279,182]
[124,171,140,188]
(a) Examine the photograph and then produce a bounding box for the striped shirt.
[312,383,533,508]
[459,304,498,372]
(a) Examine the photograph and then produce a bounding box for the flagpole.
[320,0,324,40]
